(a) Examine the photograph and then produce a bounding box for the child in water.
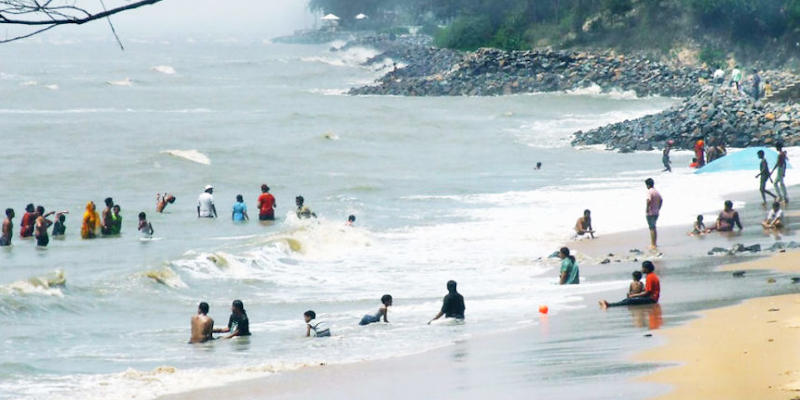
[138,212,154,237]
[628,271,644,297]
[359,294,392,325]
[689,215,707,236]
[304,310,331,337]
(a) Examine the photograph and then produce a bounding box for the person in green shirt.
[558,247,580,285]
[110,205,122,235]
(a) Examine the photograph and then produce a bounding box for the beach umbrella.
[321,14,340,21]
[695,147,790,174]
[355,13,368,20]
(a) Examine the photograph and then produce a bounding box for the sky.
[6,0,317,42]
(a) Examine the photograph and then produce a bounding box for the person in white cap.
[197,185,217,218]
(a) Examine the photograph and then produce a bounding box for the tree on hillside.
[0,0,164,48]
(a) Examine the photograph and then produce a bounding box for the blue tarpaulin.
[695,147,790,174]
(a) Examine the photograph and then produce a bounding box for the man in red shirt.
[599,261,660,308]
[19,203,36,238]
[257,184,276,221]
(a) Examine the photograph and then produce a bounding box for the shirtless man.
[575,209,595,238]
[101,197,115,235]
[156,193,176,213]
[189,302,215,344]
[0,208,14,246]
[33,206,55,247]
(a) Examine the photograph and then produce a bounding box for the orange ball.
[539,305,549,314]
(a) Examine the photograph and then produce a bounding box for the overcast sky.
[16,0,316,41]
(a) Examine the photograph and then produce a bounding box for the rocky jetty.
[351,47,710,97]
[572,83,800,152]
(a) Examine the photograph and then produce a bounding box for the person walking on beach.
[751,69,761,100]
[197,185,217,218]
[213,300,250,339]
[574,209,595,238]
[558,247,580,285]
[645,178,663,250]
[428,280,465,324]
[1,208,14,246]
[100,197,115,236]
[756,150,777,206]
[257,184,276,221]
[662,140,673,172]
[81,201,101,239]
[33,206,54,247]
[599,261,660,308]
[771,142,789,202]
[232,194,249,222]
[359,294,392,325]
[156,193,176,213]
[731,66,742,91]
[189,302,215,344]
[19,203,35,238]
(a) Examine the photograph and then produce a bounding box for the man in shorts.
[645,178,663,250]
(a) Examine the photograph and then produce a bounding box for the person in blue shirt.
[232,194,249,222]
[558,247,580,285]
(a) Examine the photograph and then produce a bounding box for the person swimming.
[428,280,465,324]
[304,310,331,337]
[359,294,392,325]
[346,215,356,226]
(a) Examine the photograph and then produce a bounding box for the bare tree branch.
[0,0,162,25]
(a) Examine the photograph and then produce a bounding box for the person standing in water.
[1,208,14,246]
[295,196,317,219]
[138,212,154,236]
[359,294,392,325]
[662,140,673,172]
[100,197,115,236]
[197,185,217,218]
[574,209,595,238]
[52,212,68,237]
[81,201,101,239]
[33,206,54,247]
[213,300,250,339]
[232,194,249,222]
[256,184,276,221]
[110,205,122,235]
[645,178,663,250]
[156,193,176,213]
[756,150,777,206]
[189,302,215,344]
[428,280,465,324]
[304,310,331,337]
[19,203,35,238]
[599,261,660,308]
[558,247,580,285]
[771,142,789,202]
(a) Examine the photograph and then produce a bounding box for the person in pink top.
[645,178,663,249]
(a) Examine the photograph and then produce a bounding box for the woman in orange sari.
[81,201,100,239]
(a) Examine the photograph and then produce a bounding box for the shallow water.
[0,37,798,399]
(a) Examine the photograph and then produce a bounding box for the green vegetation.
[308,0,800,64]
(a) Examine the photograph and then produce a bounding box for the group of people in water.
[0,183,354,249]
[188,280,467,343]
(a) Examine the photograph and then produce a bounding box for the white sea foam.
[106,77,133,86]
[151,65,176,75]
[161,149,211,165]
[300,46,380,68]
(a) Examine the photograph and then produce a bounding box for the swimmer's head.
[757,150,765,158]
[304,310,316,322]
[104,197,114,207]
[5,208,14,218]
[167,195,176,204]
[138,212,146,221]
[232,299,246,315]
[447,280,457,293]
[348,215,356,223]
[25,204,34,213]
[261,184,269,193]
[724,200,733,210]
[296,196,304,206]
[644,178,654,188]
[58,214,65,222]
[198,302,209,314]
[236,194,244,203]
[632,270,642,281]
[641,261,655,273]
[381,294,393,307]
[113,205,120,213]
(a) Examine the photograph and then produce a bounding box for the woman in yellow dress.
[81,201,100,239]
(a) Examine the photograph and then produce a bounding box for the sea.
[0,35,798,400]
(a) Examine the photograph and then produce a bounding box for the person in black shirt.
[428,280,465,324]
[213,299,250,338]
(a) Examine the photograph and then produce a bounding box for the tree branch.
[0,0,163,25]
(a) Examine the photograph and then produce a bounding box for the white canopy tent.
[355,13,368,20]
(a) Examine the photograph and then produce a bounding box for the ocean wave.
[565,83,639,99]
[0,270,66,298]
[143,267,187,289]
[106,77,133,86]
[300,46,380,68]
[151,65,176,75]
[161,149,211,165]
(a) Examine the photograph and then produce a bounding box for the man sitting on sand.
[189,302,214,343]
[600,261,660,308]
[575,209,595,238]
[762,201,784,230]
[709,200,742,232]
